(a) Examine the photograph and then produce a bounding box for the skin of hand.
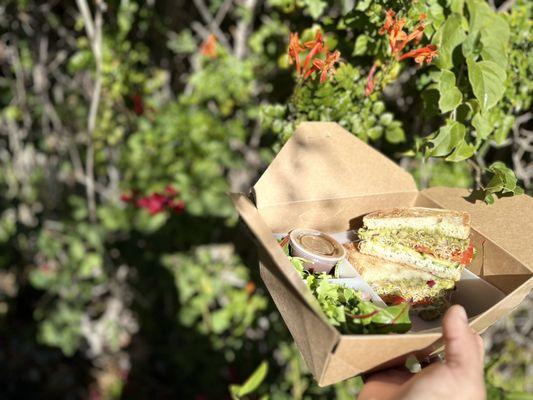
[358,305,486,400]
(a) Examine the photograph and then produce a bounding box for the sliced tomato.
[460,242,475,265]
[382,295,407,305]
[451,241,474,265]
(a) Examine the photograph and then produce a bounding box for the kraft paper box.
[230,122,533,386]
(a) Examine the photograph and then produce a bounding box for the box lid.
[253,122,417,208]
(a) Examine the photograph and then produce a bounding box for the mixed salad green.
[280,238,412,334]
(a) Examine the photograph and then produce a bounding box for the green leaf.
[467,59,506,111]
[445,140,476,162]
[353,35,369,56]
[462,0,493,56]
[471,112,492,139]
[231,361,268,398]
[450,0,465,14]
[301,0,327,19]
[434,14,466,69]
[427,121,466,158]
[386,128,405,144]
[493,115,514,145]
[483,162,524,204]
[437,70,462,113]
[480,14,510,68]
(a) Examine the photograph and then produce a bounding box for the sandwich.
[357,207,474,281]
[351,207,475,319]
[344,243,455,320]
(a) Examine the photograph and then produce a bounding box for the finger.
[359,369,413,400]
[442,305,481,369]
[475,333,485,365]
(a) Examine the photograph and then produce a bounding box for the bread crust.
[362,207,471,240]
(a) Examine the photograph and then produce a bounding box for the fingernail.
[455,305,468,323]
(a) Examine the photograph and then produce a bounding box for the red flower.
[399,44,438,64]
[200,34,217,58]
[132,93,144,116]
[310,50,341,83]
[137,193,168,215]
[365,61,379,96]
[287,32,306,74]
[123,186,185,216]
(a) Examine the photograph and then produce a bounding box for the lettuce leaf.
[280,238,411,334]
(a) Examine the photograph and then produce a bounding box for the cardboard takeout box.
[231,122,533,386]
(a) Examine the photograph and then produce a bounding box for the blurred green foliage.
[0,0,531,399]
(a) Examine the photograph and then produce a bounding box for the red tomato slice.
[459,242,475,265]
[382,295,407,305]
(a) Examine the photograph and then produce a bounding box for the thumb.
[442,305,481,369]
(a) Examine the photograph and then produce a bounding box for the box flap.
[253,122,417,208]
[421,187,533,275]
[260,263,340,380]
[230,193,337,326]
[319,332,442,386]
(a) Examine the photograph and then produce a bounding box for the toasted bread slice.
[363,207,470,240]
[344,243,454,319]
[344,242,439,283]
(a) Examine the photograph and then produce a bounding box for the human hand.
[358,305,486,400]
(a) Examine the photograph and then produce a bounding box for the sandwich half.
[344,243,454,320]
[358,207,474,281]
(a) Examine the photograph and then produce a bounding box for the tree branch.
[233,0,257,59]
[192,0,231,48]
[76,0,105,221]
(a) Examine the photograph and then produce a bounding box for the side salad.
[280,237,411,334]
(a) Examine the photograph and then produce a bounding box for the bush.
[0,0,531,398]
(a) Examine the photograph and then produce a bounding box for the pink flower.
[136,193,168,215]
[123,186,185,216]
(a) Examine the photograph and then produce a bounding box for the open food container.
[230,122,533,386]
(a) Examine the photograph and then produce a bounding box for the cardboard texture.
[231,122,533,386]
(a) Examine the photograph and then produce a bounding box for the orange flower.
[380,9,428,57]
[288,32,306,74]
[287,30,340,84]
[200,34,217,58]
[397,23,425,53]
[310,50,341,83]
[399,44,438,64]
[365,61,379,96]
[302,30,325,75]
[379,9,396,35]
[388,17,407,55]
